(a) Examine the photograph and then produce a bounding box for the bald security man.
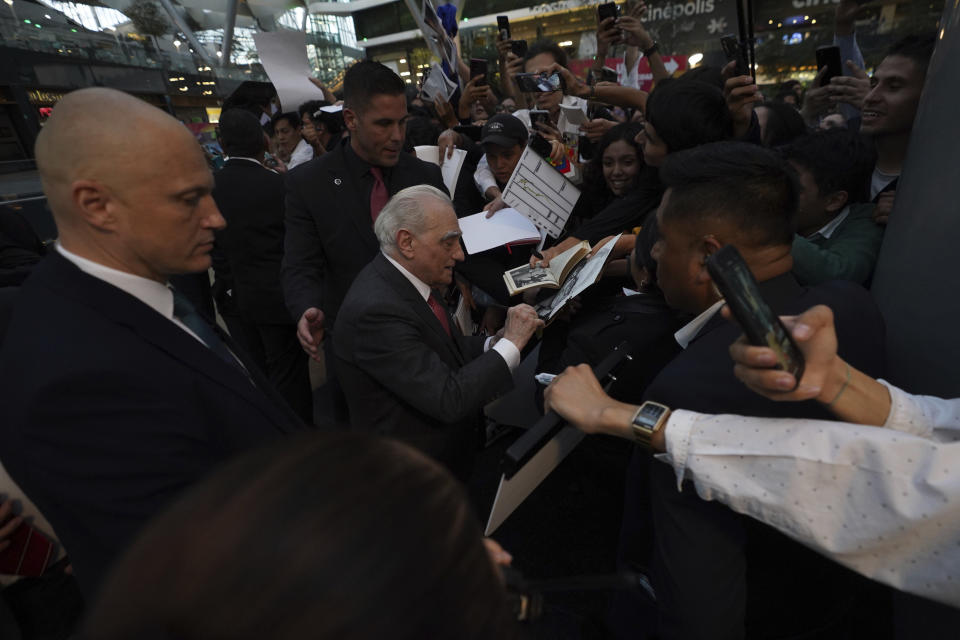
[0,88,306,599]
[334,186,543,478]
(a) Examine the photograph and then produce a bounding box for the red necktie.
[369,166,389,221]
[427,294,452,338]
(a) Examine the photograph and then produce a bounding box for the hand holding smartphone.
[720,34,749,77]
[706,245,805,386]
[470,58,488,86]
[816,46,843,87]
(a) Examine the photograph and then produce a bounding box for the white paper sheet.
[560,102,588,126]
[502,146,581,238]
[414,145,467,196]
[420,62,458,103]
[252,31,326,112]
[458,209,541,255]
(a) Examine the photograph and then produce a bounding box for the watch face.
[638,403,666,424]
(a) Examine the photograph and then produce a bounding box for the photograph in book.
[502,240,591,296]
[532,233,623,322]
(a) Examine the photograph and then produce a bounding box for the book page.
[549,240,591,283]
[534,234,623,321]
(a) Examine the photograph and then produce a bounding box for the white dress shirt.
[382,252,521,371]
[805,206,850,240]
[56,243,206,346]
[673,299,725,349]
[659,382,960,608]
[286,138,314,170]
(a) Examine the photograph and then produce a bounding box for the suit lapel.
[42,253,297,433]
[372,255,465,366]
[328,144,379,253]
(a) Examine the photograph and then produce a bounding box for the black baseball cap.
[480,114,528,148]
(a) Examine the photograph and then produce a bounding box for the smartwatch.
[629,401,671,448]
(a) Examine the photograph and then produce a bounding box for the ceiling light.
[558,40,573,47]
[688,52,703,66]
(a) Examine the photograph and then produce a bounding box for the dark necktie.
[369,166,389,221]
[171,288,247,375]
[427,293,452,338]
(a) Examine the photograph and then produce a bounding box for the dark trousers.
[222,313,313,424]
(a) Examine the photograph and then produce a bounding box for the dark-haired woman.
[83,433,522,640]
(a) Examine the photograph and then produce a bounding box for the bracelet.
[643,41,659,57]
[826,362,851,408]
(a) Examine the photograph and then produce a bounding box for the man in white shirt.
[333,185,542,478]
[271,111,313,170]
[546,301,960,614]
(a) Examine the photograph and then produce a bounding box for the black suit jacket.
[0,252,304,598]
[333,253,512,477]
[642,274,886,640]
[281,140,447,327]
[211,159,290,325]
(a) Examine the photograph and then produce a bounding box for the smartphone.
[470,58,488,86]
[597,1,620,22]
[529,133,553,159]
[816,45,842,87]
[510,39,528,58]
[529,109,550,129]
[497,15,511,41]
[599,66,618,83]
[516,72,561,93]
[706,245,805,386]
[720,34,749,77]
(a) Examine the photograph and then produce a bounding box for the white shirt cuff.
[490,338,521,372]
[656,409,700,490]
[880,379,932,438]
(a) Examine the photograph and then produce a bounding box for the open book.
[532,234,622,321]
[502,240,591,296]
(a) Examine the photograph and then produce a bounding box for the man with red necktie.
[333,186,543,479]
[282,61,447,419]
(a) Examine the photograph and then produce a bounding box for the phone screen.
[706,245,805,385]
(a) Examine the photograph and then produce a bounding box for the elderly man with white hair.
[333,185,543,479]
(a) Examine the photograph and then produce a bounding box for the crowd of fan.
[0,0,954,638]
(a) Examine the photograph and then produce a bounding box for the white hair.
[373,185,452,250]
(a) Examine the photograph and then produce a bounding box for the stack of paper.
[458,208,542,255]
[414,145,467,196]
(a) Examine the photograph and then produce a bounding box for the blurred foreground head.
[83,432,519,640]
[35,87,223,282]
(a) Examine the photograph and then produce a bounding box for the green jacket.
[791,203,884,286]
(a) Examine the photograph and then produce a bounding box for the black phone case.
[511,40,528,58]
[706,246,805,385]
[720,35,749,76]
[816,46,842,87]
[597,2,619,22]
[470,59,488,85]
[497,16,510,40]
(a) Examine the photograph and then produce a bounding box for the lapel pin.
[334,178,342,186]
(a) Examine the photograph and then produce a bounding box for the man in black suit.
[333,185,542,478]
[0,88,305,599]
[281,61,446,386]
[211,109,312,422]
[546,142,888,639]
